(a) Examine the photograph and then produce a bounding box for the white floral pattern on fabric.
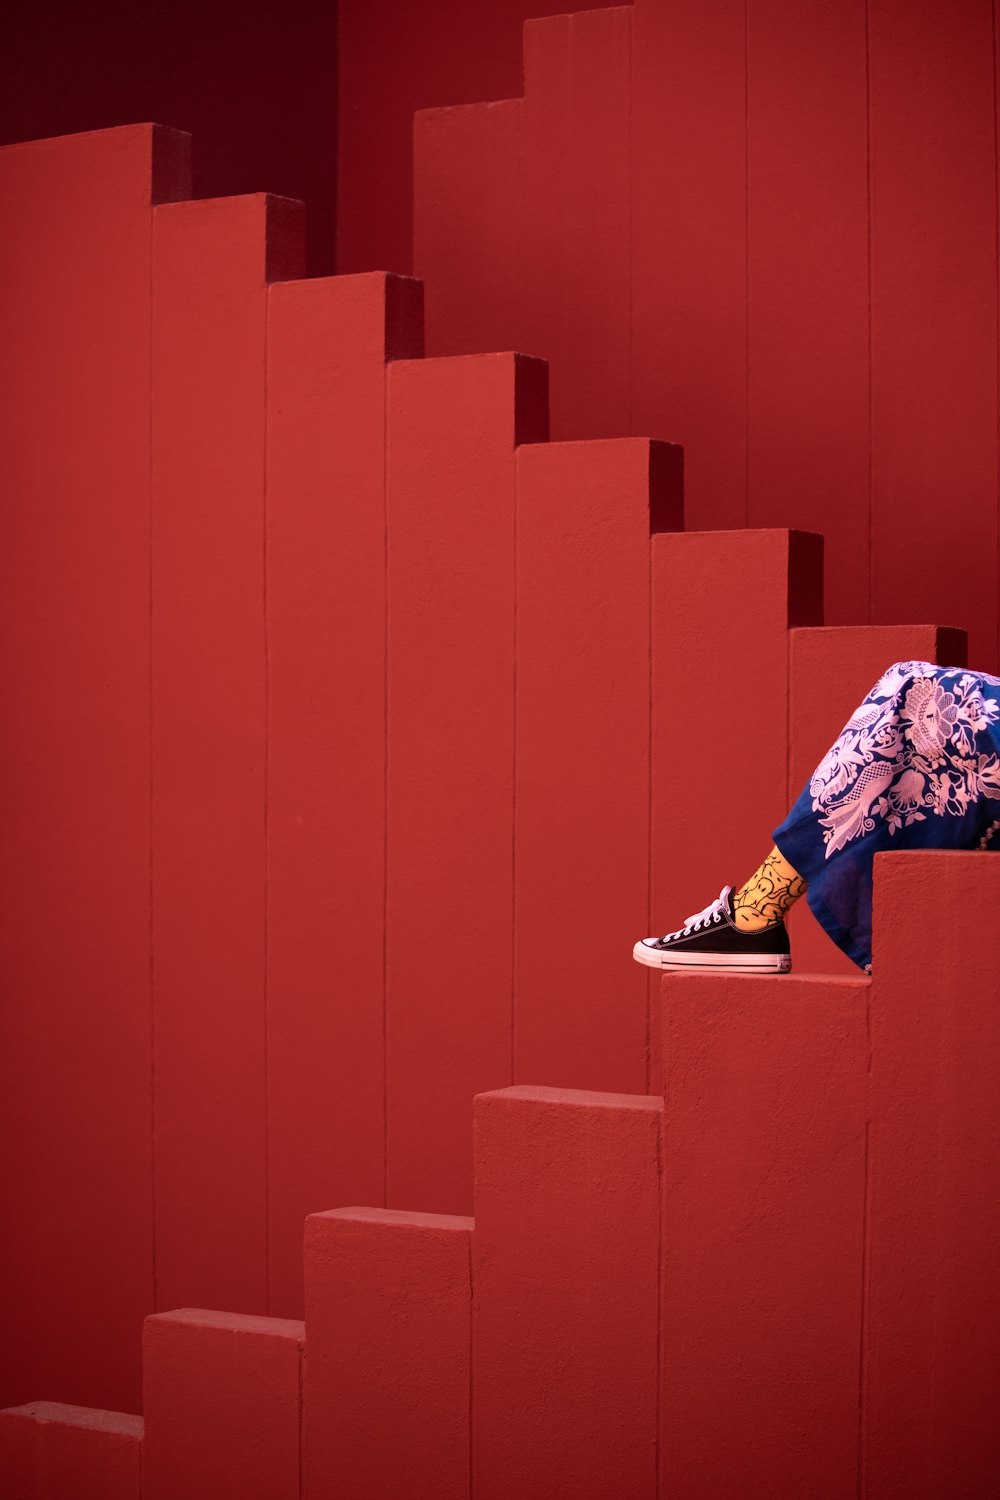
[809,661,1000,858]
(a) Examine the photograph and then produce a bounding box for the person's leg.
[635,659,1000,974]
[765,658,1000,972]
[731,845,807,931]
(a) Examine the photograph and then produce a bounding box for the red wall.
[0,122,191,1416]
[412,0,1000,672]
[1,0,611,277]
[1,0,338,274]
[0,120,974,1415]
[336,0,611,274]
[5,852,1000,1496]
[3,1,1000,1477]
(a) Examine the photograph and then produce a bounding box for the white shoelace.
[660,884,732,942]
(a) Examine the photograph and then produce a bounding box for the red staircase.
[412,0,1000,671]
[3,852,999,1496]
[1,17,998,1490]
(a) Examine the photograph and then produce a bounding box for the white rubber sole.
[632,941,792,973]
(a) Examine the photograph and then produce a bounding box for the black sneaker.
[633,884,791,973]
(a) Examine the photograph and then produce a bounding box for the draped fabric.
[772,661,1000,973]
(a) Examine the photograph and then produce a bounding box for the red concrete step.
[5,854,998,1497]
[151,191,305,1318]
[0,1402,143,1500]
[518,7,632,439]
[304,1208,473,1498]
[414,97,522,360]
[649,527,823,1086]
[473,1084,661,1500]
[660,968,869,1498]
[383,349,548,1214]
[301,1087,660,1499]
[142,1309,304,1500]
[0,120,190,1414]
[865,850,1000,1500]
[264,269,423,1316]
[660,848,1000,1500]
[514,436,681,1093]
[414,6,632,441]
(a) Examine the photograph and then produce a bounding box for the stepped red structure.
[412,0,1000,673]
[3,851,998,1496]
[3,2,1000,1490]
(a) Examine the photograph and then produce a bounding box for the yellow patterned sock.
[732,846,807,931]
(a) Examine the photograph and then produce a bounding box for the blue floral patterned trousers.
[772,660,1000,973]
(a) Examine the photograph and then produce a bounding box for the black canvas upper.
[644,884,791,957]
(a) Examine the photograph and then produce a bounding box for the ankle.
[732,891,782,931]
[731,847,807,931]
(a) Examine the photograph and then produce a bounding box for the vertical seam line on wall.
[516,36,526,387]
[628,5,634,440]
[646,519,653,1099]
[511,434,518,1089]
[857,1119,872,1499]
[993,0,1000,672]
[149,201,158,1311]
[655,1108,664,1499]
[865,0,874,625]
[512,105,523,1090]
[858,1012,873,1500]
[786,619,791,812]
[383,356,390,1206]
[298,1337,305,1500]
[468,1227,476,1500]
[634,5,653,1106]
[744,0,750,527]
[263,277,272,1311]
